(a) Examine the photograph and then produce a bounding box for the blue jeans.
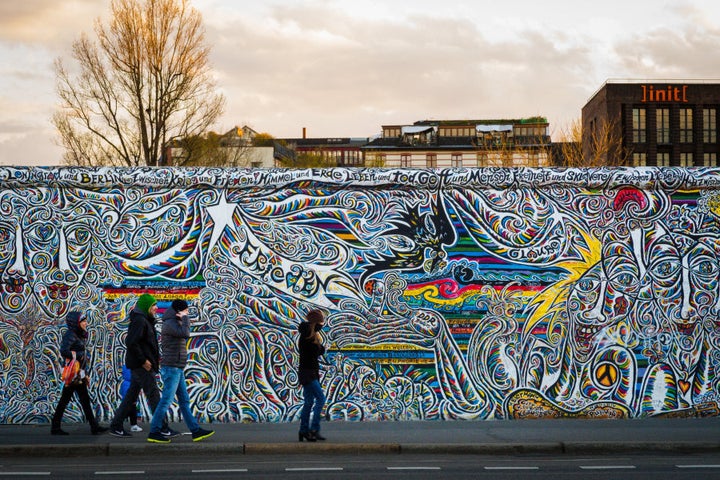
[299,380,325,433]
[150,366,199,434]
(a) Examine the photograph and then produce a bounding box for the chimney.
[302,127,306,139]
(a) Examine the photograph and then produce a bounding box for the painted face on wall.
[0,189,97,316]
[567,237,642,361]
[567,263,611,360]
[645,232,719,342]
[0,221,27,311]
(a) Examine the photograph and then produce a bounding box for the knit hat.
[171,299,189,312]
[136,293,157,315]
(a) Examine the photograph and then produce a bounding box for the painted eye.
[612,272,638,289]
[576,278,599,293]
[30,224,55,242]
[66,227,91,245]
[651,259,680,279]
[695,259,718,277]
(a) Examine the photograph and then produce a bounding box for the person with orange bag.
[50,311,108,435]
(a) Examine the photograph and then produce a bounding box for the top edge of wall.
[1,166,719,191]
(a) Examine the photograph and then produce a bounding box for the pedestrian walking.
[51,311,108,435]
[297,309,327,442]
[147,299,214,443]
[108,293,176,438]
[120,365,143,432]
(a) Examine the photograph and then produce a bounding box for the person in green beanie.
[108,294,176,438]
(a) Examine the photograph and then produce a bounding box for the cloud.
[614,16,720,77]
[208,3,597,137]
[0,122,63,166]
[0,0,107,44]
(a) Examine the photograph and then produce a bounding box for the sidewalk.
[2,417,720,457]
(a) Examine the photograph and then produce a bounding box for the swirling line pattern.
[4,166,720,424]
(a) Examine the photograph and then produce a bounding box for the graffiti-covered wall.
[2,166,720,424]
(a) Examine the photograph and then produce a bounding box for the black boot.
[298,431,316,442]
[310,430,326,441]
[51,427,69,436]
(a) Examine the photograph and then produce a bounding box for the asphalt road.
[4,452,720,479]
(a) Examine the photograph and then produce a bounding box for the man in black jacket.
[146,299,214,443]
[109,294,175,438]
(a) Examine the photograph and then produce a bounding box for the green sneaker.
[192,428,215,442]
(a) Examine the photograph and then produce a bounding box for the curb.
[3,441,720,458]
[562,441,720,454]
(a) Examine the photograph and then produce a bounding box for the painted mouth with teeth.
[574,324,601,354]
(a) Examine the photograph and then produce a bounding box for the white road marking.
[387,467,441,470]
[95,472,146,475]
[676,465,720,469]
[580,465,636,470]
[192,469,249,473]
[484,466,539,470]
[285,467,343,471]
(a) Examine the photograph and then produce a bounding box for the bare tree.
[554,118,629,167]
[476,133,550,168]
[53,0,225,167]
[365,153,387,167]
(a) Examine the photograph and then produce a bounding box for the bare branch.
[53,0,225,167]
[553,118,630,167]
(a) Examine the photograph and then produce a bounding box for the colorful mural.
[2,166,720,425]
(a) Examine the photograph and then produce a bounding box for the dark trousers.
[51,382,97,430]
[126,404,138,425]
[110,367,167,431]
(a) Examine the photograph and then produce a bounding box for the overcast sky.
[1,0,719,166]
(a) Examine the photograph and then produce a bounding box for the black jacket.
[124,307,160,372]
[160,306,190,369]
[297,322,325,385]
[60,311,89,370]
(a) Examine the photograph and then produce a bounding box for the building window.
[426,154,437,168]
[656,108,670,144]
[343,150,362,166]
[679,108,693,143]
[400,154,411,168]
[680,152,693,166]
[451,153,463,167]
[657,152,670,167]
[704,153,717,166]
[704,109,717,143]
[633,108,646,143]
[632,153,647,166]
